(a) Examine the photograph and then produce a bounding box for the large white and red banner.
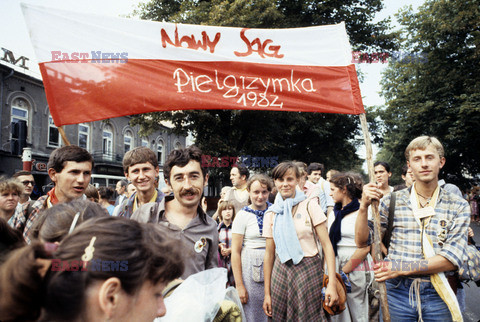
[22,4,364,127]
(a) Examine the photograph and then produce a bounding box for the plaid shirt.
[379,187,470,269]
[10,195,48,244]
[218,222,232,249]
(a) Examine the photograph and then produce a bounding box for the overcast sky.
[1,0,423,107]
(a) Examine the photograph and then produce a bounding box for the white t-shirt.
[327,210,358,247]
[232,209,266,249]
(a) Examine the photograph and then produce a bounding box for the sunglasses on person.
[22,180,35,186]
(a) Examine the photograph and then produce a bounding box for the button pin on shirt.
[437,219,448,246]
[194,237,207,253]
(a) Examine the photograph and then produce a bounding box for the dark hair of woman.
[0,217,25,262]
[30,199,109,243]
[85,184,100,203]
[329,172,363,200]
[0,216,184,321]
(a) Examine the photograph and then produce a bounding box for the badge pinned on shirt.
[437,219,448,246]
[194,237,207,253]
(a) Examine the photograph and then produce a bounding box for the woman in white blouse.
[328,172,372,322]
[231,174,272,322]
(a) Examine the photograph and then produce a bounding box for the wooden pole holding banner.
[58,126,71,146]
[358,113,390,321]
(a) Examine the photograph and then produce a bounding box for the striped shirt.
[379,187,470,269]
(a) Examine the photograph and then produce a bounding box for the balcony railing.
[91,151,122,165]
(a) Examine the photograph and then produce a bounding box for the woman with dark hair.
[0,217,24,262]
[328,172,371,322]
[0,216,184,321]
[30,199,109,242]
[231,174,273,321]
[98,186,115,215]
[85,184,100,203]
[263,162,338,321]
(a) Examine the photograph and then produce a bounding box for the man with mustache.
[132,146,218,279]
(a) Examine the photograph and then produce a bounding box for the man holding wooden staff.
[355,136,469,321]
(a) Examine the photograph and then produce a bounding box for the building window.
[175,142,182,150]
[11,98,29,138]
[103,126,113,160]
[124,130,133,154]
[11,105,28,124]
[157,140,164,164]
[78,123,90,150]
[141,138,148,147]
[48,115,60,147]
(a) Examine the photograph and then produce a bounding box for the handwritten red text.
[161,26,221,53]
[234,28,284,59]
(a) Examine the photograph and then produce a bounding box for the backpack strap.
[382,192,396,250]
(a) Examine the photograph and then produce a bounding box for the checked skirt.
[271,255,326,321]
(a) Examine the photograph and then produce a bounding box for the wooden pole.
[58,126,71,146]
[359,113,390,321]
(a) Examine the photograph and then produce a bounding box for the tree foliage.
[375,0,480,188]
[128,0,397,177]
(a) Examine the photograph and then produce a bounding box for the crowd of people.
[0,135,477,321]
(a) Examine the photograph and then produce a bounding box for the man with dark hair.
[394,165,415,191]
[226,163,250,213]
[12,171,35,210]
[10,145,93,243]
[305,162,334,216]
[118,147,164,218]
[132,145,218,279]
[374,161,393,196]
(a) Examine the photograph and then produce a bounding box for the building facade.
[1,48,186,197]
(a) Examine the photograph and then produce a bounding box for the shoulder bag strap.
[382,191,396,250]
[305,198,325,268]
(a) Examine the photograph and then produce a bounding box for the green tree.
[129,0,397,181]
[375,0,480,189]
